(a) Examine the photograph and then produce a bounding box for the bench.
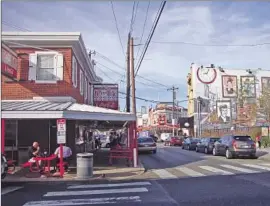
[109,146,133,166]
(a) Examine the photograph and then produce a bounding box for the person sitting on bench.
[54,144,72,171]
[28,142,42,167]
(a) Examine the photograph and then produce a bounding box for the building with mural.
[187,63,270,137]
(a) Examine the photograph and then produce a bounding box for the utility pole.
[126,33,131,112]
[167,86,179,136]
[130,37,136,114]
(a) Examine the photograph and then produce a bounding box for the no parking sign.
[57,119,66,144]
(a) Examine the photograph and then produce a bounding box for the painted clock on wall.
[196,66,217,84]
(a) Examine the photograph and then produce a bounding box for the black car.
[196,137,220,154]
[182,137,200,150]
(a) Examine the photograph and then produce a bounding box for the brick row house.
[1,32,136,165]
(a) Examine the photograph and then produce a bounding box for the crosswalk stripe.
[220,164,259,173]
[199,166,234,175]
[68,182,151,189]
[242,164,270,171]
[23,196,141,206]
[152,169,177,179]
[44,187,148,197]
[260,163,270,167]
[175,167,205,177]
[1,186,24,195]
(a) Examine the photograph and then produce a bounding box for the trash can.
[76,153,93,179]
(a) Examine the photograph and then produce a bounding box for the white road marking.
[68,181,151,189]
[44,187,148,197]
[175,167,205,177]
[152,169,177,179]
[1,186,23,195]
[242,164,270,171]
[260,163,270,167]
[220,164,259,173]
[23,196,141,206]
[199,166,234,175]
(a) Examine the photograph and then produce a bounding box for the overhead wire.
[135,1,150,66]
[94,50,169,88]
[110,1,125,57]
[2,20,31,31]
[134,1,167,77]
[151,41,270,47]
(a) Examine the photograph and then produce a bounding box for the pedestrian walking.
[256,134,261,149]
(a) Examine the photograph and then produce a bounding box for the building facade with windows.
[1,32,102,104]
[187,63,270,137]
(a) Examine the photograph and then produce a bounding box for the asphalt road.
[2,143,270,206]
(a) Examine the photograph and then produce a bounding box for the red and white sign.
[93,84,119,110]
[1,44,18,79]
[57,119,66,144]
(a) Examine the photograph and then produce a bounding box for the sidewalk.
[257,147,270,161]
[2,149,145,183]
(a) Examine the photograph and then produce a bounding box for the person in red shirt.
[256,135,261,149]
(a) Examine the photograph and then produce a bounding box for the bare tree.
[259,87,270,122]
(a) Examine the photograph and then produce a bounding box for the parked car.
[138,137,157,154]
[150,134,158,142]
[182,137,200,150]
[164,136,183,146]
[160,133,173,142]
[196,137,220,154]
[212,135,256,159]
[99,135,111,148]
[1,153,8,179]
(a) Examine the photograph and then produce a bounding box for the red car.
[164,136,183,146]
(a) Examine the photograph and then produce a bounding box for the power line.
[2,21,31,31]
[96,62,166,89]
[129,2,139,34]
[135,1,167,77]
[135,1,150,66]
[110,1,125,57]
[151,41,270,47]
[94,50,169,88]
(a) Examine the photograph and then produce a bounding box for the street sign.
[57,119,66,144]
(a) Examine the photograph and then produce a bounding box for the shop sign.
[93,84,118,110]
[57,119,66,144]
[1,44,18,79]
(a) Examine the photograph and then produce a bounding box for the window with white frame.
[72,56,77,87]
[84,77,88,100]
[80,70,84,95]
[36,54,56,80]
[28,52,63,82]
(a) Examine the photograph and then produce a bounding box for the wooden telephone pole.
[167,86,179,136]
[130,37,136,114]
[126,33,131,112]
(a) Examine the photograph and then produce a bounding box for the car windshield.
[233,136,252,141]
[138,138,154,143]
[210,138,220,143]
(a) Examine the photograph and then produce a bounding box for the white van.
[160,133,173,142]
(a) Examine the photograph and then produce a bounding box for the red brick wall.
[1,47,84,103]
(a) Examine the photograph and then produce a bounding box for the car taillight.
[252,142,256,148]
[232,140,237,149]
[152,143,156,147]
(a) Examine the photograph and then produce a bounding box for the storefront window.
[5,120,18,148]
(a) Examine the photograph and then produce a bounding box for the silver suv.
[212,135,256,159]
[1,154,8,179]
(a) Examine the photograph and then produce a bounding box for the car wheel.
[225,148,233,159]
[195,147,198,152]
[153,149,157,154]
[250,153,257,159]
[204,147,208,154]
[213,147,217,156]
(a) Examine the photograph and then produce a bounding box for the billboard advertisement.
[1,44,18,79]
[93,84,119,110]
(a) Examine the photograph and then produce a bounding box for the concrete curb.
[2,160,146,184]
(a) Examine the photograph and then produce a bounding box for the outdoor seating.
[109,144,133,166]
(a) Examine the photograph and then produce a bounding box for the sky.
[2,1,270,111]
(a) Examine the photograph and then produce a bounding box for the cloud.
[2,1,270,110]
